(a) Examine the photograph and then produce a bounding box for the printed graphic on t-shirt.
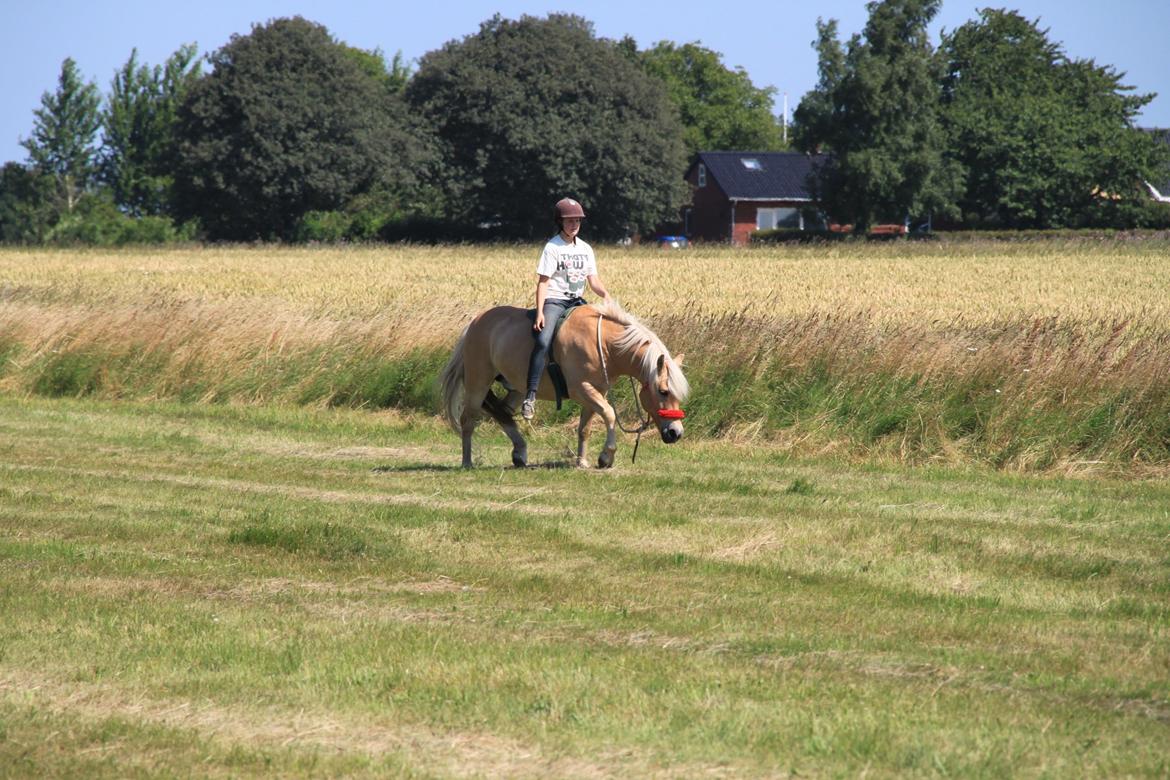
[557,253,590,296]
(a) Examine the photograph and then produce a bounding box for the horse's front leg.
[576,407,595,468]
[576,382,618,469]
[597,400,618,468]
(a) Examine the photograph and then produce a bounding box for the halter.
[597,312,686,461]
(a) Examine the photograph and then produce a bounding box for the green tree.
[793,0,961,231]
[939,9,1167,228]
[21,57,102,215]
[101,44,202,216]
[638,41,784,155]
[343,47,412,95]
[405,14,688,240]
[0,163,54,243]
[173,17,425,241]
[792,20,845,154]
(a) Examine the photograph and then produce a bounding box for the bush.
[294,191,421,243]
[294,210,353,243]
[42,195,195,246]
[45,196,126,245]
[119,215,197,244]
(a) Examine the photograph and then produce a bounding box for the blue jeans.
[526,297,583,395]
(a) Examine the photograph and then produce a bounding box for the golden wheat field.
[2,240,1169,326]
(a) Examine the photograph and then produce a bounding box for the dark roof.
[689,151,826,200]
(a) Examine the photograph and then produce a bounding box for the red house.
[683,151,828,245]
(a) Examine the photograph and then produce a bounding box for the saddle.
[525,301,584,410]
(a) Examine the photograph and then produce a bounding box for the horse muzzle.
[657,408,685,444]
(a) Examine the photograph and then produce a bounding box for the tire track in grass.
[0,666,743,778]
[0,461,561,517]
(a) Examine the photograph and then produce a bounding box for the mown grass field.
[1,395,1168,778]
[1,242,1169,776]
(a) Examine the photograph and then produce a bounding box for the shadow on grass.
[371,463,463,473]
[525,460,575,470]
[371,459,576,473]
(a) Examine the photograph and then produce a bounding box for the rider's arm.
[534,275,550,330]
[587,274,611,301]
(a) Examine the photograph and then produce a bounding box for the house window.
[756,207,802,231]
[697,163,706,187]
[741,158,762,171]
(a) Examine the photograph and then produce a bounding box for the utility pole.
[782,93,788,146]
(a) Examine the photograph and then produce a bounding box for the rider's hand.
[534,312,545,331]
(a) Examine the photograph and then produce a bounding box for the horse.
[440,300,689,469]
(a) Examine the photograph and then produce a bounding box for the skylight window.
[741,158,762,171]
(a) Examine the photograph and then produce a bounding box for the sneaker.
[521,398,535,420]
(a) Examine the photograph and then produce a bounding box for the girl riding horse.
[523,197,612,420]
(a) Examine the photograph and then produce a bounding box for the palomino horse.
[440,300,688,468]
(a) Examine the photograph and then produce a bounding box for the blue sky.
[2,0,1167,164]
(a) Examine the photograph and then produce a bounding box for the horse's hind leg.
[501,388,523,418]
[495,375,523,417]
[483,391,527,467]
[459,409,480,469]
[460,381,491,469]
[501,416,528,468]
[458,338,508,468]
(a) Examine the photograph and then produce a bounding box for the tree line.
[793,1,1169,231]
[1,4,1167,245]
[0,14,780,245]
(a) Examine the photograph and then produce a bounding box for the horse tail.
[439,323,470,432]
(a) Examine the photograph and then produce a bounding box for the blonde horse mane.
[590,300,690,400]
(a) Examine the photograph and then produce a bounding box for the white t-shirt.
[537,234,596,300]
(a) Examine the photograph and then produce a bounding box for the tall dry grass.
[3,241,1170,472]
[653,308,1170,473]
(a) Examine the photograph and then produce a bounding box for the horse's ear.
[673,352,685,367]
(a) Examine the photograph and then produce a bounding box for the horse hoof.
[576,458,590,469]
[512,455,527,468]
[598,451,615,469]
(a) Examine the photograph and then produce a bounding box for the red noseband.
[641,381,686,420]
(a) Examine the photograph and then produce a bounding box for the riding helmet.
[554,197,586,224]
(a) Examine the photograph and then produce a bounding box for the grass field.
[1,395,1168,777]
[2,242,1169,776]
